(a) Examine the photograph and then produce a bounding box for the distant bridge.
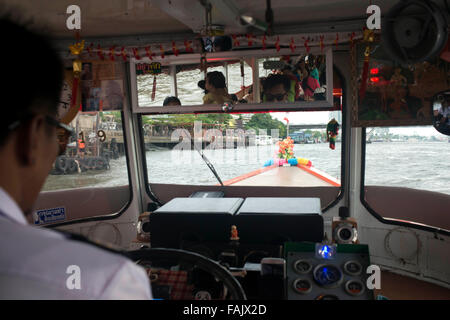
[288,124,327,131]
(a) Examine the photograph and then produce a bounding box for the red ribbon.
[145,46,153,60]
[319,35,325,53]
[109,46,116,61]
[172,41,179,56]
[275,36,280,52]
[289,37,296,53]
[71,77,80,111]
[151,76,157,101]
[334,33,339,48]
[160,45,165,59]
[120,46,127,61]
[232,34,240,47]
[302,37,310,53]
[184,40,193,53]
[132,48,141,60]
[247,34,253,47]
[97,44,105,60]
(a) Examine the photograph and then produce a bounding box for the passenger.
[163,96,181,106]
[262,73,291,103]
[282,65,301,101]
[0,15,152,299]
[78,136,86,158]
[202,71,233,105]
[301,71,321,101]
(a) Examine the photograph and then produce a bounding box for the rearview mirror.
[432,90,450,135]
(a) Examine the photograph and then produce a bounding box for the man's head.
[0,14,64,215]
[163,96,181,106]
[205,71,227,91]
[263,74,291,102]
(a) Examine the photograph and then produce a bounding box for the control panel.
[285,242,374,300]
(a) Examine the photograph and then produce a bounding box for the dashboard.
[140,196,374,300]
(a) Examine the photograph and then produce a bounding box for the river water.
[43,141,450,195]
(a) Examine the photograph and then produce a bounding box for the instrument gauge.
[292,278,312,294]
[293,259,312,274]
[345,280,365,296]
[313,264,343,288]
[343,260,363,276]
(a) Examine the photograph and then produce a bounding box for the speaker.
[332,217,358,244]
[382,0,448,65]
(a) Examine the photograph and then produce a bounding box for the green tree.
[245,113,287,138]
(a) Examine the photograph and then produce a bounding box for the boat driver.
[0,15,152,299]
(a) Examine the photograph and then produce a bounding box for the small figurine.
[390,68,407,86]
[230,225,239,241]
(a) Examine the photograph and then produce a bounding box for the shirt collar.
[0,187,28,225]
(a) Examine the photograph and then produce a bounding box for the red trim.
[297,165,341,187]
[222,165,277,186]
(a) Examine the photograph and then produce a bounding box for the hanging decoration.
[132,48,141,60]
[63,35,84,124]
[145,46,154,60]
[232,34,240,47]
[151,76,157,101]
[120,47,127,61]
[109,46,116,61]
[275,36,280,52]
[334,33,339,49]
[326,118,340,150]
[319,35,324,53]
[247,34,253,47]
[262,35,267,50]
[289,37,296,53]
[172,41,179,56]
[97,44,105,60]
[302,37,310,53]
[159,45,165,59]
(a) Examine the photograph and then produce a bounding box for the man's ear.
[16,116,45,166]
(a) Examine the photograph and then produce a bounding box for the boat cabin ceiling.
[2,0,423,38]
[2,0,450,301]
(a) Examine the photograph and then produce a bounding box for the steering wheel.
[126,248,247,300]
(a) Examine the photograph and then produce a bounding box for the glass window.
[363,126,450,232]
[365,126,450,195]
[142,110,342,187]
[42,111,129,191]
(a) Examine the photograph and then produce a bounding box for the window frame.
[360,128,450,236]
[45,111,134,228]
[138,65,347,214]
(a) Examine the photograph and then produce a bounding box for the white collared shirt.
[0,187,152,300]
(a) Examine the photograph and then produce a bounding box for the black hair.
[262,74,291,93]
[206,71,227,89]
[0,13,63,146]
[163,96,181,106]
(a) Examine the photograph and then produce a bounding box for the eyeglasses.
[266,93,287,102]
[8,115,74,156]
